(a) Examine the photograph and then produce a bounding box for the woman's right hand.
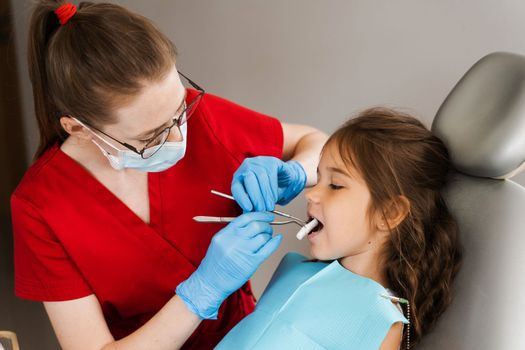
[176,212,282,319]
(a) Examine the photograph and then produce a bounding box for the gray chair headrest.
[422,52,525,349]
[432,52,525,179]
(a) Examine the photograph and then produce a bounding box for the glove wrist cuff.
[284,160,307,200]
[176,272,221,320]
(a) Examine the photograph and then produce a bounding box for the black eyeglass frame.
[81,72,204,159]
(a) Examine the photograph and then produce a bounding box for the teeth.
[296,218,319,240]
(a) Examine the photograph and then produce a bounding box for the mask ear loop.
[381,294,411,349]
[72,117,121,152]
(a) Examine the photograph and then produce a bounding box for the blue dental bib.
[216,252,408,350]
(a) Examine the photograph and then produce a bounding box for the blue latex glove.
[176,212,282,319]
[231,156,307,212]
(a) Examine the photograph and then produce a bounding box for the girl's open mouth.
[307,216,324,237]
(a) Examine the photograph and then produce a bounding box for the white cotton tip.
[296,218,319,240]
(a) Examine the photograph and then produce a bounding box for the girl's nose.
[305,184,321,204]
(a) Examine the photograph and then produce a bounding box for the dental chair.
[420,52,525,349]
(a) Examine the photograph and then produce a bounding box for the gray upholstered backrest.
[419,52,525,349]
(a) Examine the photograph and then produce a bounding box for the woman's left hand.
[231,156,307,212]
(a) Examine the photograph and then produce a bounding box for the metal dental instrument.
[193,216,303,226]
[194,190,316,238]
[209,190,307,226]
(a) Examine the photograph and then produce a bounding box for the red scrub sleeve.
[11,194,92,301]
[199,93,284,164]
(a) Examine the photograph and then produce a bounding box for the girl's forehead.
[321,142,351,169]
[320,143,342,166]
[320,142,364,181]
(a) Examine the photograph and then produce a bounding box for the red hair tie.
[54,3,77,26]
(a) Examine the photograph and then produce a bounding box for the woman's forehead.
[108,65,184,136]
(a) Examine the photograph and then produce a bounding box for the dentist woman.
[11,2,326,349]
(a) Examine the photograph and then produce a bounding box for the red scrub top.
[11,90,283,349]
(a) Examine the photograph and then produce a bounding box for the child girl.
[217,107,463,349]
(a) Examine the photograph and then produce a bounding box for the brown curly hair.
[326,107,463,348]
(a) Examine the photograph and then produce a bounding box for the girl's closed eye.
[329,183,344,190]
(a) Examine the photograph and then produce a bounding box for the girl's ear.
[377,195,410,231]
[60,115,92,140]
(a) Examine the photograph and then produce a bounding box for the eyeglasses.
[82,72,204,159]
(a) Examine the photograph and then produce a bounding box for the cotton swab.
[296,218,319,240]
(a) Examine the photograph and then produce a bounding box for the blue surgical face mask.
[75,117,187,172]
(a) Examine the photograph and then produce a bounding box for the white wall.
[9,0,525,338]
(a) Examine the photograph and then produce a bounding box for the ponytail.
[385,193,462,348]
[28,1,66,159]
